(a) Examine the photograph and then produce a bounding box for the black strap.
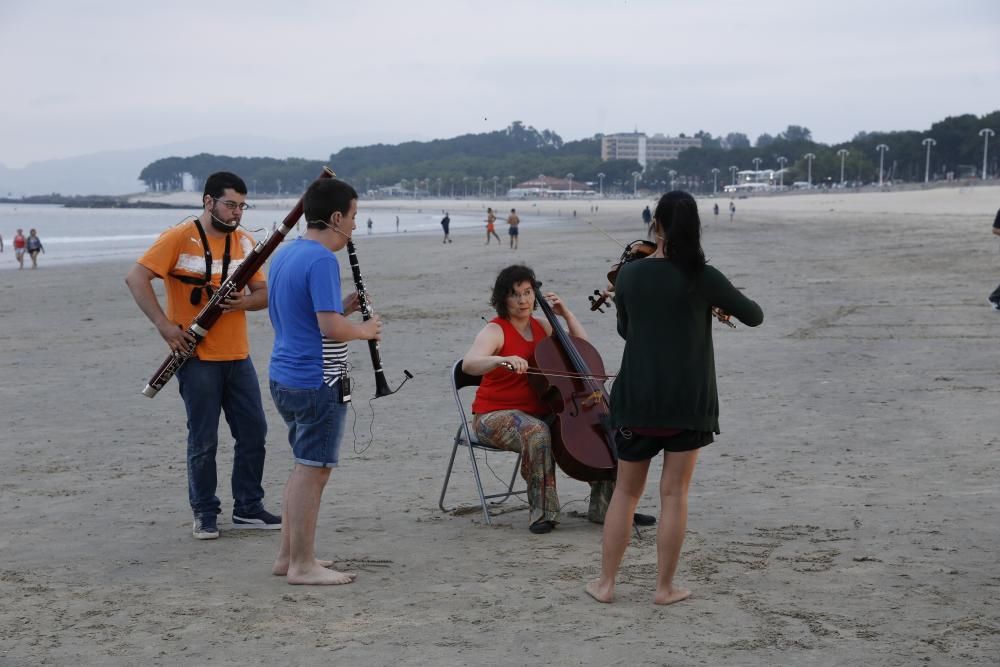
[170,218,231,287]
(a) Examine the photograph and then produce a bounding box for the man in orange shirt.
[125,172,279,540]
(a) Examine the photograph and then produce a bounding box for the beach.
[1,187,998,665]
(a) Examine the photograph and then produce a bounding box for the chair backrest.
[451,359,481,444]
[452,358,482,391]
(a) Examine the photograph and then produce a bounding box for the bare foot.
[272,558,335,576]
[653,587,691,605]
[585,579,614,603]
[286,565,356,586]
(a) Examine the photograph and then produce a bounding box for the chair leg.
[465,429,493,525]
[482,452,523,506]
[437,430,463,514]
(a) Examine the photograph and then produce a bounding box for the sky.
[1,0,998,168]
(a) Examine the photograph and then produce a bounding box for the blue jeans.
[270,380,347,468]
[176,357,268,519]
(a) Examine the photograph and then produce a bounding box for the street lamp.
[493,175,499,199]
[437,177,442,197]
[979,128,995,180]
[508,175,515,193]
[876,144,889,186]
[477,176,483,198]
[752,157,762,182]
[462,176,468,197]
[538,174,545,197]
[921,137,936,183]
[597,172,605,197]
[776,157,787,188]
[566,172,574,197]
[710,168,720,194]
[632,171,641,196]
[803,153,816,188]
[837,149,849,185]
[729,165,738,186]
[668,169,677,191]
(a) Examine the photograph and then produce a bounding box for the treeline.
[139,112,999,196]
[138,121,641,195]
[648,111,1000,191]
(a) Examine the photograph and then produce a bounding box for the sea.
[0,203,557,270]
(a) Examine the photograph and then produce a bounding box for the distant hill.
[0,131,421,197]
[137,122,643,196]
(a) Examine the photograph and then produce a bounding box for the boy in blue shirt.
[267,178,382,585]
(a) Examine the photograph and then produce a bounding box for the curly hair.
[490,264,538,318]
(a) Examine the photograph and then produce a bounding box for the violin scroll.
[588,289,610,313]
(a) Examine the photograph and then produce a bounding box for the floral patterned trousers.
[473,410,613,525]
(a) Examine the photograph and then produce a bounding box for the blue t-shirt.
[268,239,343,388]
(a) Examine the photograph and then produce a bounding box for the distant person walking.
[507,208,520,249]
[396,215,400,233]
[367,218,373,235]
[729,201,736,222]
[713,203,719,218]
[0,232,4,253]
[441,211,452,243]
[26,229,44,268]
[485,208,500,245]
[988,208,1000,311]
[641,205,652,227]
[13,229,26,269]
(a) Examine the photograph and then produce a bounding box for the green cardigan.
[609,258,763,433]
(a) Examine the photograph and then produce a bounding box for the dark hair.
[490,264,537,318]
[203,172,247,199]
[653,191,705,276]
[304,178,359,228]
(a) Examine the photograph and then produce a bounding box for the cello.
[527,282,617,482]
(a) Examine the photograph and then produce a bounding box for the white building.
[601,132,702,169]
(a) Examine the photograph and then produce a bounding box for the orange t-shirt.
[138,219,264,361]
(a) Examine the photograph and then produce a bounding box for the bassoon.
[141,166,336,397]
[344,239,412,398]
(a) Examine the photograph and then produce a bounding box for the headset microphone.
[209,211,239,233]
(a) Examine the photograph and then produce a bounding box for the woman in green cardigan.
[586,191,763,605]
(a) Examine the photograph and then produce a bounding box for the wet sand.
[1,186,998,664]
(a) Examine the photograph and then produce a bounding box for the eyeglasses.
[213,197,250,211]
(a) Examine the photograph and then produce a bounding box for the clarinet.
[345,239,412,398]
[141,166,336,397]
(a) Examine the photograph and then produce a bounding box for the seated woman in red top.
[461,265,654,535]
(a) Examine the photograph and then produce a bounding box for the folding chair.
[439,359,525,524]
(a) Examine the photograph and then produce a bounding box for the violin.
[587,239,736,328]
[588,240,656,313]
[527,283,616,482]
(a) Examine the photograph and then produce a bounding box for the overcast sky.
[1,0,998,167]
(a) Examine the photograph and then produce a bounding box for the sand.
[1,186,998,665]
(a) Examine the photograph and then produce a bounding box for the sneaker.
[192,515,219,540]
[232,509,282,530]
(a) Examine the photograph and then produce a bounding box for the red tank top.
[472,317,548,416]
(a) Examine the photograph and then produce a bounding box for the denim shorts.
[269,380,347,468]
